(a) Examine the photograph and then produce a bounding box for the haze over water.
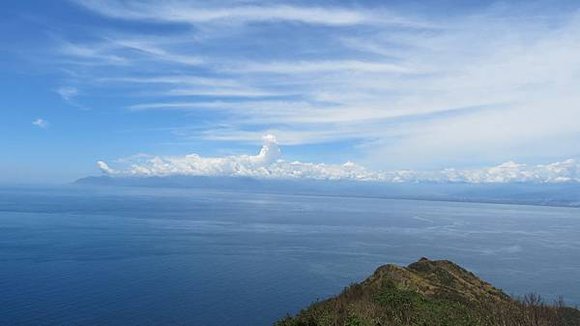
[1,186,579,325]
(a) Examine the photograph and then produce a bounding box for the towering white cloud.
[255,134,281,165]
[97,161,116,174]
[97,136,580,184]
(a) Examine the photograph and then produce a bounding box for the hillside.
[277,258,580,326]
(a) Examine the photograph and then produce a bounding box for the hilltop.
[277,258,580,326]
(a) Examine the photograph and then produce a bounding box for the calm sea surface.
[1,186,579,325]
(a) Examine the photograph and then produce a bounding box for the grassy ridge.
[277,258,580,326]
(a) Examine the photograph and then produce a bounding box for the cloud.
[58,41,128,65]
[105,39,204,66]
[72,0,421,27]
[103,134,284,177]
[56,86,79,102]
[228,60,416,74]
[97,135,580,183]
[436,160,580,184]
[32,118,50,129]
[97,161,116,174]
[55,86,90,110]
[53,2,580,168]
[102,75,281,98]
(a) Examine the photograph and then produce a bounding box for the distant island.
[277,258,580,326]
[76,175,580,208]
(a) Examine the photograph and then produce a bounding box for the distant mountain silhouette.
[76,175,580,207]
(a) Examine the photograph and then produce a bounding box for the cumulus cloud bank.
[97,136,579,184]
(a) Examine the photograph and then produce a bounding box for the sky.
[1,0,580,183]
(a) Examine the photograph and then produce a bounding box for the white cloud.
[55,2,580,168]
[56,86,79,102]
[58,41,128,65]
[97,135,580,183]
[32,118,50,129]
[55,86,90,110]
[97,161,116,174]
[228,60,416,74]
[72,0,420,27]
[435,160,580,184]
[106,39,204,66]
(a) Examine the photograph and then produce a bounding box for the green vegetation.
[276,258,580,326]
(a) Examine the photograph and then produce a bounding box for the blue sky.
[1,0,580,183]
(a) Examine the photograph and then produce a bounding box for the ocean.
[1,185,579,325]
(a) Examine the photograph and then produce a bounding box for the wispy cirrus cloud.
[55,86,90,110]
[54,0,580,170]
[32,118,50,129]
[227,60,416,74]
[71,0,425,27]
[56,86,79,102]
